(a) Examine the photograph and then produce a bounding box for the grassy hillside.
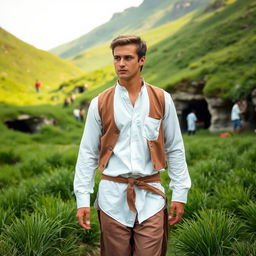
[0,28,85,105]
[69,11,196,72]
[143,0,256,99]
[51,0,211,58]
[69,0,255,101]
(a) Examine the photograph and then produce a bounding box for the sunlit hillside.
[0,28,85,105]
[68,10,196,72]
[51,0,211,58]
[67,0,256,101]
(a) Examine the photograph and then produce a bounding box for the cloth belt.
[101,173,166,212]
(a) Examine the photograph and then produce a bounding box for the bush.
[0,165,21,188]
[20,158,49,178]
[175,209,241,256]
[33,195,77,238]
[238,201,256,240]
[0,213,79,256]
[214,185,250,211]
[0,149,21,165]
[184,188,209,218]
[0,207,14,232]
[231,241,256,256]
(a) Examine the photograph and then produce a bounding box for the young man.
[74,35,191,256]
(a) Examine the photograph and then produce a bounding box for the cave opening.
[180,99,211,132]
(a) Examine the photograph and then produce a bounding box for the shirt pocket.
[143,116,161,141]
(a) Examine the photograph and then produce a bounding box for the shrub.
[230,241,256,256]
[184,188,209,218]
[33,195,77,238]
[1,213,79,256]
[46,152,66,168]
[0,149,21,165]
[0,165,21,188]
[214,185,250,212]
[0,185,34,216]
[175,209,241,256]
[0,207,14,232]
[20,158,49,178]
[41,167,74,200]
[238,201,256,240]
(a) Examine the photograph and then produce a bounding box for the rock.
[206,97,232,131]
[4,115,56,133]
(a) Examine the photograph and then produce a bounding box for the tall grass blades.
[238,201,256,241]
[0,207,14,232]
[1,213,79,256]
[214,184,250,212]
[33,195,77,238]
[231,241,256,256]
[41,167,74,200]
[184,188,209,218]
[175,209,241,256]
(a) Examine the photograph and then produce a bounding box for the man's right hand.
[76,207,91,230]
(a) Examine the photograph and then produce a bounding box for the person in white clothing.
[187,110,197,135]
[73,107,80,121]
[231,100,242,133]
[74,35,191,256]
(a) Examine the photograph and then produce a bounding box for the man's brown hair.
[110,35,147,60]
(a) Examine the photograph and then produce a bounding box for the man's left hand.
[169,201,185,226]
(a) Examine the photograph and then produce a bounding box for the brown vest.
[98,83,166,172]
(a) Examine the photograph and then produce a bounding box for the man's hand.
[169,201,185,226]
[76,207,91,230]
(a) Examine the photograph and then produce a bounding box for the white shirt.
[74,81,191,227]
[187,112,197,131]
[73,108,80,118]
[231,104,240,120]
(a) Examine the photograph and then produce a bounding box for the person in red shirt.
[35,80,42,93]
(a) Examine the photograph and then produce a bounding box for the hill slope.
[72,0,255,101]
[143,0,256,99]
[0,28,85,105]
[51,0,211,58]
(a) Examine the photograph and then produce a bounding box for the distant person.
[64,97,71,107]
[79,108,85,122]
[187,110,197,135]
[35,80,42,93]
[73,107,80,121]
[70,94,76,103]
[231,99,244,133]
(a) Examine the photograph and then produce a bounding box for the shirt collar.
[116,78,146,94]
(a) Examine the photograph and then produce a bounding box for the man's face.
[113,44,145,81]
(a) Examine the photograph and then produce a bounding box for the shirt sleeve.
[73,97,102,208]
[163,91,191,203]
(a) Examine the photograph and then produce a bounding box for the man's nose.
[119,58,125,66]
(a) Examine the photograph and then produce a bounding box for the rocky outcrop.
[4,115,56,133]
[206,97,232,132]
[170,79,256,132]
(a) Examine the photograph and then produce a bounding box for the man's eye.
[114,56,120,61]
[125,56,132,60]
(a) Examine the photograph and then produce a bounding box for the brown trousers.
[98,208,168,256]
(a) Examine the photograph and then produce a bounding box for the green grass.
[0,116,255,255]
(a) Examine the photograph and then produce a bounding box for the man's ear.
[139,56,146,67]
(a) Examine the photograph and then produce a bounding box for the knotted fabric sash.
[101,173,166,212]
